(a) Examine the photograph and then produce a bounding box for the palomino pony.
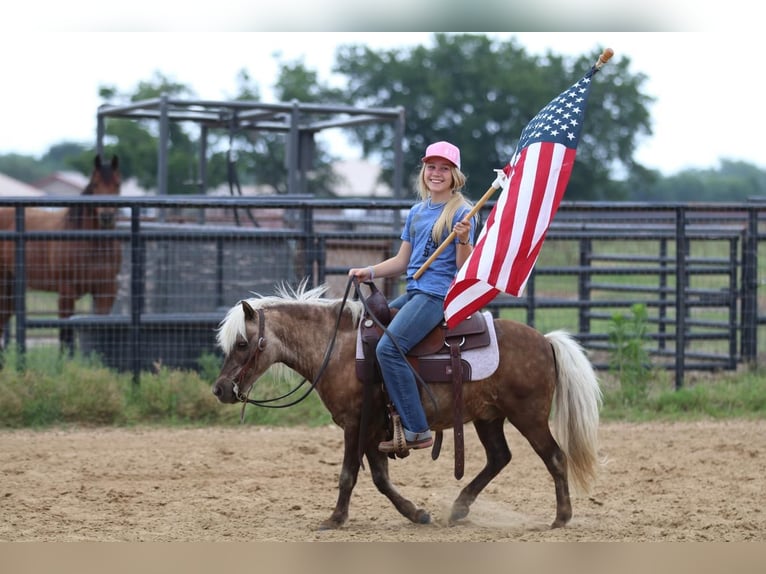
[212,281,603,530]
[0,154,122,354]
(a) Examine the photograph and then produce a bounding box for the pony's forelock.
[216,281,364,354]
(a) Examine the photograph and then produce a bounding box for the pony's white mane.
[216,280,363,354]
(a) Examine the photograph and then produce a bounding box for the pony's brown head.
[82,154,121,229]
[211,281,361,405]
[212,299,269,404]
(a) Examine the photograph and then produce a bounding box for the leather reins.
[231,276,439,425]
[232,278,357,420]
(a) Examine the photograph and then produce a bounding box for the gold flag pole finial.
[596,48,614,69]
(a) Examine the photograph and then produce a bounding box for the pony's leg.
[366,449,431,525]
[513,416,572,528]
[319,425,363,530]
[320,426,430,528]
[450,418,511,523]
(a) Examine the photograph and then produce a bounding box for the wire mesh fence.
[2,196,765,388]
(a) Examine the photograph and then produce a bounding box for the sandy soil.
[0,420,763,542]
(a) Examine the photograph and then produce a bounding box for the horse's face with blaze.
[212,299,271,404]
[84,154,121,229]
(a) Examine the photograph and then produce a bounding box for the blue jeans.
[376,290,444,441]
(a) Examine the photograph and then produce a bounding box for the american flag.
[444,66,600,328]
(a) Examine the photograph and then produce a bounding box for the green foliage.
[0,151,81,183]
[631,159,766,202]
[607,303,652,406]
[0,348,332,428]
[125,366,223,423]
[204,59,346,196]
[334,33,652,200]
[58,362,127,424]
[223,366,333,426]
[0,348,129,426]
[0,343,762,428]
[600,369,766,422]
[97,72,201,194]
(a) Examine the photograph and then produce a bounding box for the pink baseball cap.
[421,141,461,169]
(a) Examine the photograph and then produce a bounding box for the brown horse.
[212,281,603,531]
[0,154,122,354]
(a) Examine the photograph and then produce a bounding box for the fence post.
[674,206,688,389]
[129,206,145,385]
[526,270,536,328]
[301,204,316,287]
[728,238,739,370]
[13,206,27,368]
[658,238,669,351]
[741,208,759,363]
[578,237,592,337]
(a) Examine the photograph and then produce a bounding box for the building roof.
[0,172,46,197]
[14,159,391,199]
[32,171,89,196]
[332,159,393,198]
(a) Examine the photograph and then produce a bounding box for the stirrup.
[390,413,409,458]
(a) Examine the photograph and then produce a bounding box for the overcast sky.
[0,28,760,176]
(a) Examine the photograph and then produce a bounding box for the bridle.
[231,307,267,403]
[230,279,355,422]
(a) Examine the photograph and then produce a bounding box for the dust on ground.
[1,420,763,541]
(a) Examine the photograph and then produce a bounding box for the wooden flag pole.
[413,169,507,280]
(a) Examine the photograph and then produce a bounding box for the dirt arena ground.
[1,420,763,542]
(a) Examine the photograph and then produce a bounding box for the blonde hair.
[416,163,473,244]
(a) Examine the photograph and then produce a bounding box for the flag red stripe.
[508,148,576,292]
[505,144,551,290]
[443,69,595,327]
[444,144,575,325]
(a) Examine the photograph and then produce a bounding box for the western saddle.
[354,281,492,479]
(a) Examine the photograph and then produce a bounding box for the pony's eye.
[236,341,249,351]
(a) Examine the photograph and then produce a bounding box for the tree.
[0,144,91,183]
[95,72,201,194]
[0,153,52,183]
[214,62,348,196]
[42,143,92,171]
[333,33,654,201]
[96,65,349,197]
[631,160,766,202]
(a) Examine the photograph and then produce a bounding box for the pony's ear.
[241,300,256,322]
[111,155,119,170]
[94,155,102,169]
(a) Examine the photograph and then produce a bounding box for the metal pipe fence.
[1,196,764,388]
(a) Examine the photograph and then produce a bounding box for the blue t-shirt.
[401,199,475,297]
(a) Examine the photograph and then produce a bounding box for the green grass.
[598,368,766,422]
[0,347,331,428]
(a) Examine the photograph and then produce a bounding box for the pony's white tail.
[545,330,603,494]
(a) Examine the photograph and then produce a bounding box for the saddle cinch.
[354,281,499,479]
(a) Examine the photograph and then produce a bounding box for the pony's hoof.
[414,509,431,524]
[449,503,470,523]
[317,518,344,530]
